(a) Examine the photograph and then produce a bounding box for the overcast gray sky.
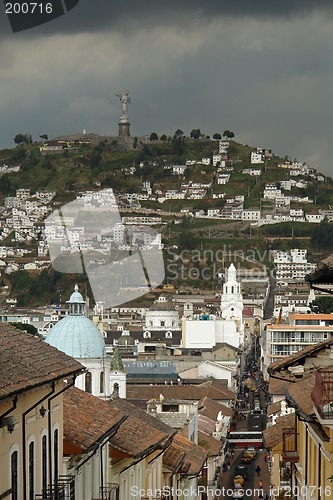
[1,1,333,174]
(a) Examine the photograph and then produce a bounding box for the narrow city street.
[218,339,272,499]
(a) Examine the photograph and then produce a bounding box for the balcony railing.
[35,475,75,500]
[99,483,119,500]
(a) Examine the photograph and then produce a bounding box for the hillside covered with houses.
[0,133,333,306]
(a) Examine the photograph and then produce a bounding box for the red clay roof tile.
[198,430,222,457]
[63,387,126,452]
[163,433,207,475]
[126,381,234,403]
[109,397,174,458]
[0,323,84,400]
[263,413,296,449]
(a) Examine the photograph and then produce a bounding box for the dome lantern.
[66,284,86,316]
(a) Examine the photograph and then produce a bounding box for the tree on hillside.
[213,133,222,140]
[149,132,159,141]
[190,129,201,140]
[14,133,30,144]
[40,134,48,140]
[223,130,235,139]
[160,134,167,141]
[310,297,333,314]
[174,129,184,137]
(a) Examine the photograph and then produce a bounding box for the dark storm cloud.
[1,1,333,175]
[2,0,333,36]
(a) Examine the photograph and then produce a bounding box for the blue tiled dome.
[46,315,105,358]
[46,285,105,359]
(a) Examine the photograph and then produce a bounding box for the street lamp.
[0,416,16,433]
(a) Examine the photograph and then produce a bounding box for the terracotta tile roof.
[163,442,185,473]
[198,415,216,435]
[198,396,233,419]
[126,381,234,403]
[286,374,316,417]
[198,430,222,457]
[109,397,175,458]
[163,433,208,475]
[269,338,333,375]
[197,380,235,399]
[0,323,84,400]
[268,377,292,395]
[267,401,283,416]
[263,413,296,449]
[63,387,127,452]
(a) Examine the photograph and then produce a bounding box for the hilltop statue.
[115,91,131,139]
[116,91,130,123]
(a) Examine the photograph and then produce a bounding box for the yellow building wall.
[0,382,64,499]
[296,419,333,497]
[110,449,163,499]
[270,446,282,490]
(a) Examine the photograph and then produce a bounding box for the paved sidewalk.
[252,450,271,499]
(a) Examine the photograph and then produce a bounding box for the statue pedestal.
[118,122,131,139]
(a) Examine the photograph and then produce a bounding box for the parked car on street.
[241,448,256,463]
[235,465,248,481]
[233,475,245,486]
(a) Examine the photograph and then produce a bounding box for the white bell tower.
[220,263,243,320]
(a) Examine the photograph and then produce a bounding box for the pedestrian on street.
[258,479,263,488]
[264,451,267,462]
[255,465,261,476]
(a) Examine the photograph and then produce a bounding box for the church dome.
[46,285,105,359]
